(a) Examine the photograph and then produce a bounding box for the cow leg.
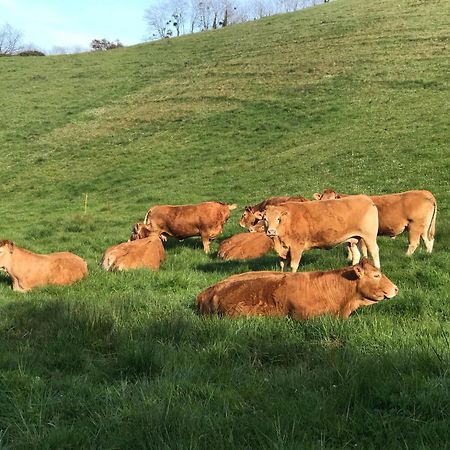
[359,239,368,258]
[422,234,434,253]
[363,237,380,268]
[201,234,211,253]
[346,243,353,261]
[406,226,421,256]
[289,246,304,273]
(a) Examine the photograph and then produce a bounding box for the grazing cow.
[102,235,165,271]
[197,258,398,319]
[263,195,380,272]
[218,231,273,260]
[240,196,309,229]
[144,201,237,253]
[0,240,87,292]
[313,189,437,256]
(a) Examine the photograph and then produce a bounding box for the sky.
[0,0,153,52]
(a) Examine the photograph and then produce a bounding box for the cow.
[240,196,309,229]
[143,201,237,253]
[313,189,437,256]
[129,222,167,242]
[263,195,380,272]
[0,240,88,292]
[101,235,165,271]
[218,231,273,260]
[197,258,398,319]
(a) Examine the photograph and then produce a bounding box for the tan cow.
[144,201,237,253]
[0,240,87,292]
[101,235,165,271]
[240,196,309,229]
[129,222,167,242]
[218,231,273,260]
[313,189,437,256]
[263,195,380,272]
[197,258,398,319]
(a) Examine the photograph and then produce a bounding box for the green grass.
[0,0,449,447]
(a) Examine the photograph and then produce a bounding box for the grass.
[0,0,449,447]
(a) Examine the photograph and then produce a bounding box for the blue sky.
[0,0,153,51]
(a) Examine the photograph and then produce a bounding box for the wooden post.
[84,193,88,214]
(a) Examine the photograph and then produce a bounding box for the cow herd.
[0,189,437,320]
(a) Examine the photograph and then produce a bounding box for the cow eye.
[373,273,381,278]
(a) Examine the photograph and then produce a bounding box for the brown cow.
[144,201,237,253]
[129,222,167,242]
[102,235,165,271]
[218,231,273,260]
[313,189,437,256]
[240,196,309,229]
[263,195,380,272]
[197,258,398,319]
[0,240,87,292]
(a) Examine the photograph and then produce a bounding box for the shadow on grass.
[0,297,449,449]
[0,272,11,289]
[197,253,317,273]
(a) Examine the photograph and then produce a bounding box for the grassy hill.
[0,0,449,447]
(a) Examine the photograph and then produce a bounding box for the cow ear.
[353,265,364,278]
[244,206,251,212]
[360,257,370,267]
[254,211,263,220]
[7,241,15,254]
[281,210,289,216]
[313,193,322,200]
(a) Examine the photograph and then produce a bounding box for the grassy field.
[0,0,449,447]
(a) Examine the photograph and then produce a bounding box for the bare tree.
[0,23,23,55]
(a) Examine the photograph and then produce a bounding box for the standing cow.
[313,189,437,256]
[144,201,237,253]
[263,195,380,272]
[197,258,398,319]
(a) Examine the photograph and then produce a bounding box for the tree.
[90,39,123,51]
[0,23,23,55]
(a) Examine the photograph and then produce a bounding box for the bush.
[17,50,45,56]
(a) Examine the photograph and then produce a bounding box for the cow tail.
[427,199,437,241]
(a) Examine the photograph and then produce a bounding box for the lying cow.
[144,201,237,253]
[197,258,398,319]
[240,195,309,229]
[263,195,380,272]
[0,240,87,292]
[129,222,166,242]
[218,231,273,260]
[313,189,437,256]
[101,235,165,271]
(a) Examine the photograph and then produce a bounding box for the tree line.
[145,0,329,39]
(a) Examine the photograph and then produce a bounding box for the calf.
[129,222,166,242]
[0,240,87,292]
[263,195,380,272]
[240,195,309,229]
[197,258,398,319]
[102,235,165,271]
[144,201,237,253]
[218,231,273,261]
[313,189,437,255]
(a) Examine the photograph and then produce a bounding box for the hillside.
[0,0,449,447]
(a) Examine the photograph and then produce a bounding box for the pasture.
[0,0,449,447]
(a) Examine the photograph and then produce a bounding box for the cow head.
[313,189,340,201]
[352,258,398,301]
[0,240,15,269]
[263,206,288,238]
[240,206,263,228]
[129,223,155,241]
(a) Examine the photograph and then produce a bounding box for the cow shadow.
[0,272,11,289]
[163,236,205,251]
[196,252,317,273]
